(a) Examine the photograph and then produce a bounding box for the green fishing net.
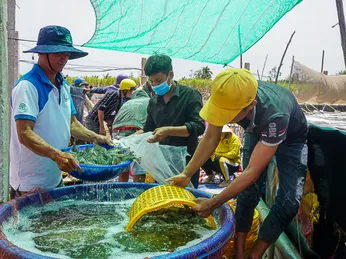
[84,0,301,64]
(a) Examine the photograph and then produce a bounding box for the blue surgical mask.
[152,78,171,96]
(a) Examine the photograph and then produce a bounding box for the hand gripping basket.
[126,185,217,232]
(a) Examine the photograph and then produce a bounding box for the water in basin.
[2,196,217,259]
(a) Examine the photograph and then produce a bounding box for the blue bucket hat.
[23,25,88,60]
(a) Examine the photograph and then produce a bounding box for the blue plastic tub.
[61,144,132,181]
[0,183,235,259]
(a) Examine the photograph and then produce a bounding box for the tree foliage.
[194,66,213,79]
[268,66,278,82]
[65,75,140,87]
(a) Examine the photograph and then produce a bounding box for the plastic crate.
[126,184,216,231]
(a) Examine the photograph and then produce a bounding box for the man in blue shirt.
[10,26,112,198]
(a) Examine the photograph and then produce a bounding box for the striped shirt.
[86,90,121,123]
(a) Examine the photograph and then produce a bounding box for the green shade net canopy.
[84,0,301,65]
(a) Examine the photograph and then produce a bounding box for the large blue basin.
[0,183,235,259]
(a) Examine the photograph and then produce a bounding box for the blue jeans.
[235,133,307,243]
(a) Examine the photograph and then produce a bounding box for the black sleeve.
[143,101,156,132]
[259,115,289,146]
[184,90,205,136]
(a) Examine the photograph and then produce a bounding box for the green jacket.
[112,90,150,130]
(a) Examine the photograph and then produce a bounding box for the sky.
[15,0,346,80]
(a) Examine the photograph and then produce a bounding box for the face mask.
[152,78,171,96]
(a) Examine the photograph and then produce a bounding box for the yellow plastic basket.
[145,174,156,183]
[126,185,217,231]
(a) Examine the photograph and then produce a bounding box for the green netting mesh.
[84,0,301,65]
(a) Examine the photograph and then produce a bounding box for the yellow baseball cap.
[200,68,258,126]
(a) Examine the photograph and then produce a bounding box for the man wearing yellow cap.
[167,68,308,258]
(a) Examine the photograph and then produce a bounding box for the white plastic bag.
[117,132,193,188]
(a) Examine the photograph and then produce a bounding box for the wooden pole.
[261,54,268,81]
[141,57,147,85]
[320,50,325,73]
[238,25,243,68]
[332,22,339,28]
[288,55,295,92]
[336,0,346,69]
[275,31,296,84]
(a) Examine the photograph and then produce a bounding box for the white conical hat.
[222,125,232,133]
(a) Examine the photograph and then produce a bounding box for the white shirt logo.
[18,102,27,113]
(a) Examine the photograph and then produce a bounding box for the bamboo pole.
[261,54,268,81]
[288,55,295,92]
[336,0,346,69]
[320,50,325,73]
[275,31,296,84]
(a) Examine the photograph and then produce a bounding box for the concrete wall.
[7,0,18,89]
[0,0,10,202]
